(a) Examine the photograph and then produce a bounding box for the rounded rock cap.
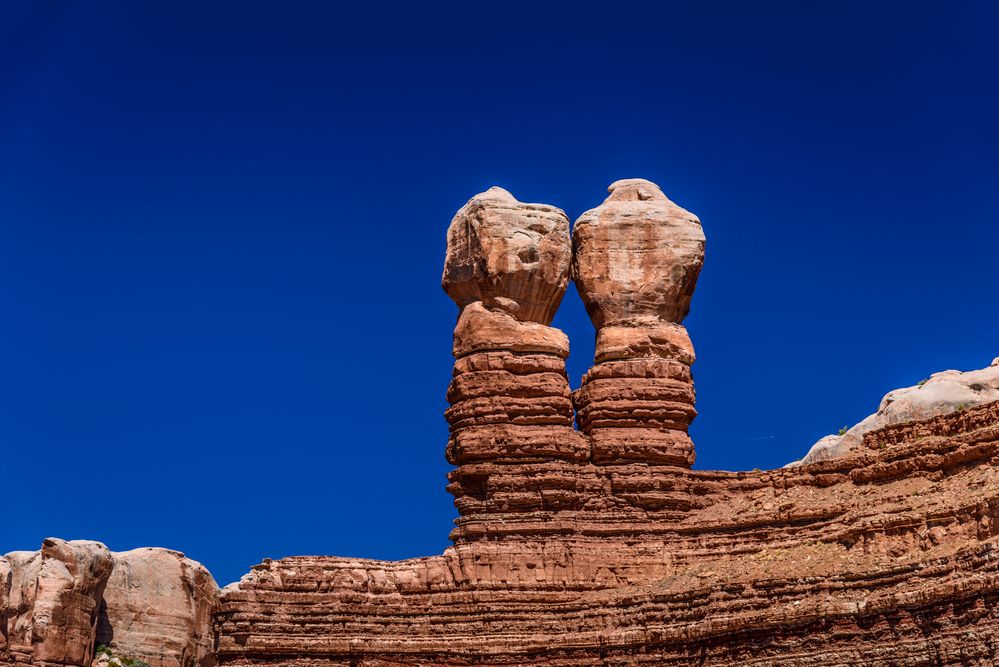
[606,178,668,202]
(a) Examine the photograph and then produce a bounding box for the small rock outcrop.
[572,178,705,466]
[795,357,999,464]
[96,548,218,667]
[0,542,218,667]
[3,539,113,667]
[0,556,10,657]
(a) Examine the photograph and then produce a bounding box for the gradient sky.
[2,1,997,586]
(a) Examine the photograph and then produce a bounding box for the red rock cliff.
[213,180,999,666]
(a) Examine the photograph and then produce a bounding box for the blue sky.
[2,1,996,585]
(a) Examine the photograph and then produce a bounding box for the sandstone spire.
[442,188,587,539]
[572,178,705,467]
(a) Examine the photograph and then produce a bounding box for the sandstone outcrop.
[0,542,218,667]
[572,178,705,467]
[215,400,999,665]
[96,548,219,667]
[8,180,997,665]
[795,357,999,465]
[1,556,10,657]
[3,539,113,667]
[210,181,999,665]
[441,187,589,542]
[213,180,999,665]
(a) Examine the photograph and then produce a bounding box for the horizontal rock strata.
[10,180,997,666]
[215,400,999,665]
[572,179,705,467]
[442,188,588,543]
[214,181,998,665]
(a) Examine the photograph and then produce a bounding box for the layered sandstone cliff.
[213,180,999,666]
[5,179,996,666]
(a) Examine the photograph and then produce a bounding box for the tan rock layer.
[215,401,999,666]
[96,548,219,667]
[3,539,112,667]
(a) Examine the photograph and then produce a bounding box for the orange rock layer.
[214,400,999,665]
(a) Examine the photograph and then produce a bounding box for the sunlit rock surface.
[794,357,999,465]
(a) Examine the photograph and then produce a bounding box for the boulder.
[4,539,113,667]
[96,548,219,667]
[442,186,571,324]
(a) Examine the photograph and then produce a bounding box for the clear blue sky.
[2,1,996,585]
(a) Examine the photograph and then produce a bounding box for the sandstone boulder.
[4,538,113,667]
[572,178,705,330]
[95,548,218,667]
[795,357,999,464]
[442,186,571,324]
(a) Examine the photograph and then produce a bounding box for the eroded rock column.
[572,179,705,467]
[442,187,588,533]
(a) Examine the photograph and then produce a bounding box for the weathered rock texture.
[215,401,999,665]
[213,180,999,665]
[0,542,218,667]
[443,186,572,325]
[96,548,219,667]
[796,357,999,465]
[572,179,705,467]
[8,180,998,666]
[2,539,112,667]
[441,187,589,542]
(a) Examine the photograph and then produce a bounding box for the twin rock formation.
[7,179,999,666]
[442,179,705,542]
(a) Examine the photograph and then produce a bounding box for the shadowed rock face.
[443,186,572,325]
